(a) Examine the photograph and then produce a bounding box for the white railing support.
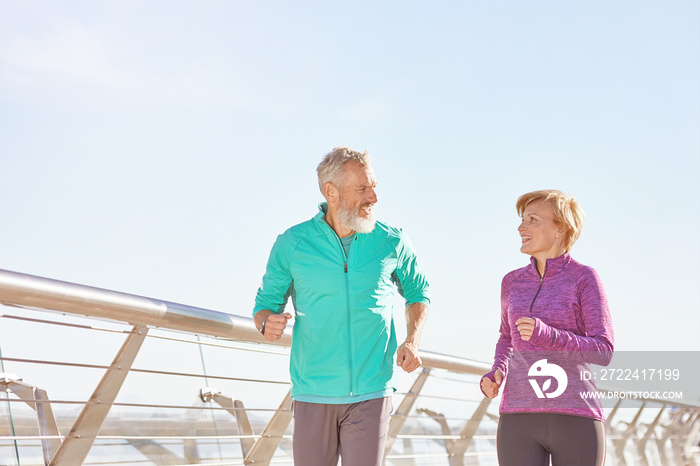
[200,387,256,456]
[0,374,61,464]
[384,369,431,462]
[50,325,148,466]
[243,390,293,465]
[448,397,492,465]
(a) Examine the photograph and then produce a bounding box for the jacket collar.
[316,202,329,220]
[529,252,572,278]
[315,202,335,233]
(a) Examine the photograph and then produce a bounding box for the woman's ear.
[556,226,568,240]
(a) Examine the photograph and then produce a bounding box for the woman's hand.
[480,369,504,398]
[515,317,536,341]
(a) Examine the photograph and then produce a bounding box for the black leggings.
[497,413,605,466]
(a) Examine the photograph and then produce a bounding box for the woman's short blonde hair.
[516,189,585,252]
[316,146,371,193]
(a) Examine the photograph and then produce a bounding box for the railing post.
[383,368,431,463]
[200,387,258,457]
[635,406,665,466]
[656,407,686,466]
[417,407,452,450]
[243,390,293,465]
[672,410,699,466]
[202,387,293,464]
[448,397,492,466]
[611,402,645,466]
[0,375,61,465]
[50,325,148,466]
[605,398,622,433]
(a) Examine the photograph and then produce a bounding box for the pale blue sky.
[1,1,699,363]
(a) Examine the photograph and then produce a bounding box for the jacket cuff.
[253,305,276,316]
[529,317,553,347]
[479,371,496,397]
[406,297,431,306]
[480,368,506,397]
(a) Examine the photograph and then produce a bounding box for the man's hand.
[515,317,536,341]
[397,341,422,373]
[260,312,292,341]
[480,369,504,398]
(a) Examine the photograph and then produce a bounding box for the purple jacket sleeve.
[481,275,513,394]
[528,267,614,366]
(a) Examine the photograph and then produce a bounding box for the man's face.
[337,161,378,233]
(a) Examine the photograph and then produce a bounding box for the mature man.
[253,147,430,466]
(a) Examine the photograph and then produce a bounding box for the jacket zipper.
[529,261,548,313]
[323,220,355,396]
[332,231,353,396]
[344,258,352,395]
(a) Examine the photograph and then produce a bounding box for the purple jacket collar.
[528,252,572,277]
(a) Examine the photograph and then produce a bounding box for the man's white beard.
[338,202,376,234]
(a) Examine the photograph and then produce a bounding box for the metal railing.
[0,268,697,465]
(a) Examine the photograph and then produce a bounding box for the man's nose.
[368,187,378,203]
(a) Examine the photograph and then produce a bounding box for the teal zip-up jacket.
[253,203,430,398]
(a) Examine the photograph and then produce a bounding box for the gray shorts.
[292,397,393,466]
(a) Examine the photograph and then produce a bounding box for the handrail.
[0,268,283,346]
[0,268,490,375]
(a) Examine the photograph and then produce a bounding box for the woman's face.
[518,200,566,260]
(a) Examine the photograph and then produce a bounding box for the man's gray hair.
[316,146,372,193]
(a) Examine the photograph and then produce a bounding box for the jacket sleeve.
[481,274,513,394]
[393,231,430,306]
[253,232,295,316]
[492,276,515,374]
[528,267,614,365]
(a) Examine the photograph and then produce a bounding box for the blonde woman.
[481,190,614,466]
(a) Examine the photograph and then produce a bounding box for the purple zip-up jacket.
[482,253,614,420]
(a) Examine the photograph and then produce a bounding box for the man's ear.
[323,182,339,203]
